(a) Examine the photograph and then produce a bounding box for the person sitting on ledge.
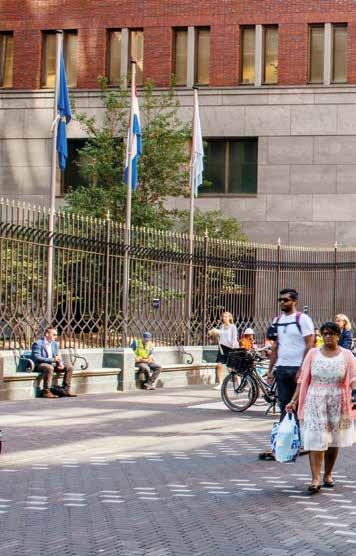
[131,332,161,390]
[31,326,77,398]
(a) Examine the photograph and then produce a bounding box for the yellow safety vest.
[134,339,153,359]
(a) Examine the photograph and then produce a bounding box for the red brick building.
[1,1,356,245]
[2,0,356,89]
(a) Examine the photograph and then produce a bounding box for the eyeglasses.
[278,297,292,303]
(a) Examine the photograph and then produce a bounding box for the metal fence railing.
[0,198,355,350]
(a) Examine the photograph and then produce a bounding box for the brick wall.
[1,0,356,88]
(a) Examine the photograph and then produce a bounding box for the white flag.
[191,89,204,197]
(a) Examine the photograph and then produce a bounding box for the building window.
[309,25,324,83]
[241,27,255,85]
[41,30,78,88]
[201,138,258,195]
[173,28,188,86]
[129,29,144,86]
[332,24,347,83]
[0,32,13,88]
[62,139,88,194]
[64,31,78,88]
[107,30,121,85]
[195,27,210,85]
[263,26,278,84]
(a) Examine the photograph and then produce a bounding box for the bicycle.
[221,348,278,415]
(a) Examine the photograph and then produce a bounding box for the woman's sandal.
[323,480,335,488]
[307,484,321,495]
[258,451,275,461]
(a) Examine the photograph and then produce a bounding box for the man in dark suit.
[31,326,77,398]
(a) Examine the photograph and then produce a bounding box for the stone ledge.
[161,363,216,372]
[3,368,121,382]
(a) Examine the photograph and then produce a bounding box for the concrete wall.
[2,86,356,245]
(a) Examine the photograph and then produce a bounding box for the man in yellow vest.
[131,332,161,390]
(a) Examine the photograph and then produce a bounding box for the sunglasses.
[278,297,292,303]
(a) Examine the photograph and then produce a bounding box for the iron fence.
[0,198,355,350]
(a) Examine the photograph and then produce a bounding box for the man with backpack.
[259,289,314,460]
[265,288,315,418]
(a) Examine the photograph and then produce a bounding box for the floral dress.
[302,350,355,451]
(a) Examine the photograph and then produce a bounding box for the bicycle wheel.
[221,372,257,412]
[253,385,268,406]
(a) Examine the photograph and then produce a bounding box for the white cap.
[243,327,254,335]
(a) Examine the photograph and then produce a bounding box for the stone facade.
[2,86,356,245]
[2,1,356,245]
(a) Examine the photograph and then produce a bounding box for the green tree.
[64,78,190,228]
[65,77,248,240]
[177,208,247,241]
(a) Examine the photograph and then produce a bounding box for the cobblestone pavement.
[1,386,356,556]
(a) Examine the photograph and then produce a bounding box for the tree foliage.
[64,77,248,240]
[177,209,247,241]
[65,78,190,228]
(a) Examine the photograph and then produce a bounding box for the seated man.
[131,332,161,390]
[31,326,77,398]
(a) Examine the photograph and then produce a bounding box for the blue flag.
[57,54,72,171]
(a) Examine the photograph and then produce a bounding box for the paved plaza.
[0,387,356,556]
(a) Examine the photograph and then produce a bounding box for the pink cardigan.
[297,347,356,421]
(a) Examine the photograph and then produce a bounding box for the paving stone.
[0,387,356,555]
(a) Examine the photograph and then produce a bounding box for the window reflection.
[195,28,210,85]
[108,30,121,85]
[241,27,255,85]
[130,30,144,86]
[0,33,13,88]
[309,26,324,83]
[333,24,347,83]
[174,28,188,86]
[42,31,78,88]
[264,26,278,84]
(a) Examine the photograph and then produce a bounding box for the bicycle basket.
[226,349,254,373]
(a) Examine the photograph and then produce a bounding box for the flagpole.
[47,30,63,324]
[187,88,198,334]
[122,61,136,346]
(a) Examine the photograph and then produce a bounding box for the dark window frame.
[60,138,88,196]
[200,137,258,197]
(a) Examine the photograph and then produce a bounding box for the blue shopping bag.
[270,421,279,455]
[271,413,301,463]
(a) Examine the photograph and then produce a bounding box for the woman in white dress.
[286,321,356,494]
[209,312,238,390]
